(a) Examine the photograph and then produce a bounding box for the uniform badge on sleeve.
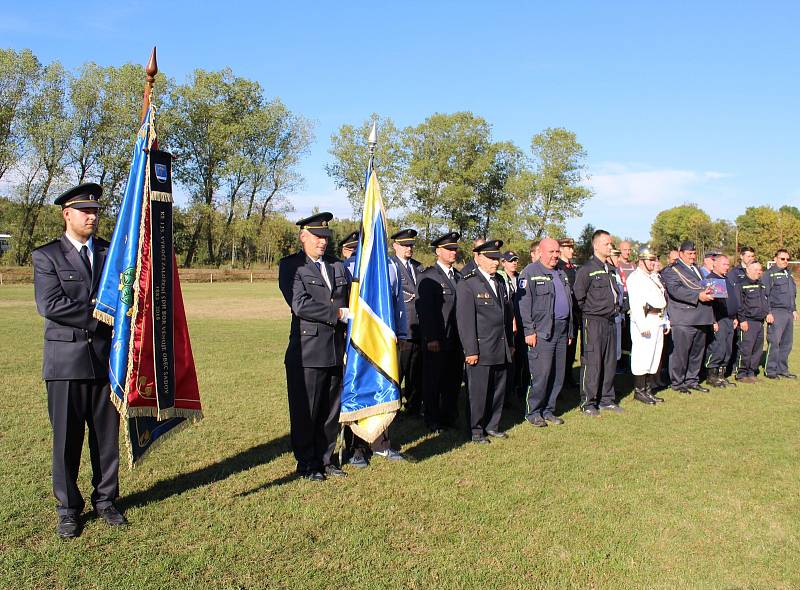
[519,278,527,289]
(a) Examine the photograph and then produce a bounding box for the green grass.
[1,282,799,589]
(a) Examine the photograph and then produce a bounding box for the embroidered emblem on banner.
[154,163,168,183]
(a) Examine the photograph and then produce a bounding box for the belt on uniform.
[584,314,615,323]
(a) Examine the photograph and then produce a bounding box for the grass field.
[1,282,799,589]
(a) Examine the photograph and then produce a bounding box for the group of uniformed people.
[31,183,799,535]
[279,218,798,483]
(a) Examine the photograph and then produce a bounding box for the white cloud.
[564,162,735,241]
[586,163,730,206]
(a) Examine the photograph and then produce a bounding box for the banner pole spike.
[140,47,158,123]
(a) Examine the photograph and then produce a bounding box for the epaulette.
[322,253,340,264]
[279,250,302,263]
[32,238,61,252]
[462,270,478,280]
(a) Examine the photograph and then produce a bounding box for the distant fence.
[0,267,279,285]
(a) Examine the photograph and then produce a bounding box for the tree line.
[0,48,594,267]
[4,48,793,270]
[0,48,312,267]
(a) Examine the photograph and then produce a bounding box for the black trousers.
[580,316,617,408]
[669,325,708,388]
[286,365,342,472]
[705,317,734,369]
[737,320,764,377]
[766,309,793,376]
[422,346,464,428]
[620,313,632,371]
[564,311,581,383]
[47,379,119,517]
[510,331,530,398]
[398,339,422,413]
[526,318,569,420]
[465,363,506,438]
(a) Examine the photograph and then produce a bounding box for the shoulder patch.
[518,278,527,289]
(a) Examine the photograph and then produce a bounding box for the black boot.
[719,367,736,387]
[634,375,656,405]
[707,366,724,388]
[646,374,665,403]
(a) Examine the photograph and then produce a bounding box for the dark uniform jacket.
[460,258,478,277]
[762,266,797,313]
[661,259,715,326]
[417,263,461,350]
[455,270,513,365]
[737,277,768,321]
[278,251,350,368]
[516,261,573,340]
[707,271,739,320]
[391,255,424,341]
[32,235,111,381]
[573,255,619,319]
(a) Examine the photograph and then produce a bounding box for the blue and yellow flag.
[340,169,401,442]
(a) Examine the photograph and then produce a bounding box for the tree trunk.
[184,217,203,268]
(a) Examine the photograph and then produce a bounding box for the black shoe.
[765,374,780,379]
[347,450,369,469]
[97,505,127,527]
[324,465,347,478]
[471,436,491,444]
[528,415,548,427]
[486,430,508,439]
[57,514,81,538]
[634,389,656,405]
[780,373,797,379]
[426,422,443,434]
[544,415,565,425]
[671,386,691,395]
[690,385,710,393]
[599,403,624,413]
[581,406,600,417]
[649,391,665,403]
[303,470,326,481]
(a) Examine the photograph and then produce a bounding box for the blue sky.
[4,1,798,240]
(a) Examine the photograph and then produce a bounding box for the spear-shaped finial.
[140,47,158,123]
[368,121,377,155]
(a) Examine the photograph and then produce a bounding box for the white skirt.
[630,314,667,376]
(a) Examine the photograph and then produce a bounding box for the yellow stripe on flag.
[350,298,399,383]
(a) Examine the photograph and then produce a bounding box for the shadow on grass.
[390,385,531,460]
[120,434,291,510]
[235,472,301,497]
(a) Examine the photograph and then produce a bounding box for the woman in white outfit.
[627,247,671,404]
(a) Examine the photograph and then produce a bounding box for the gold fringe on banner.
[150,191,173,203]
[93,309,115,327]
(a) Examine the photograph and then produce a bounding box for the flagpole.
[140,47,158,123]
[367,121,377,175]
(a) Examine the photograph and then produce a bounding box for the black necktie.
[80,245,92,279]
[447,269,454,282]
[406,261,415,284]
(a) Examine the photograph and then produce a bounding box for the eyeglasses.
[777,257,789,261]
